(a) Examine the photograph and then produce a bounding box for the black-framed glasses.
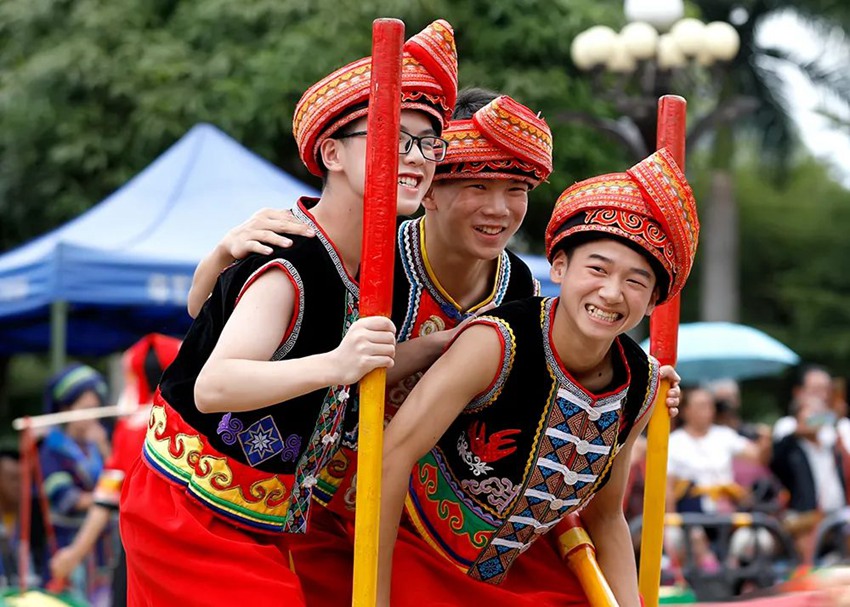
[334,130,448,162]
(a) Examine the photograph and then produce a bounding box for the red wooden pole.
[352,17,404,607]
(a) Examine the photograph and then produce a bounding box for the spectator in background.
[0,449,20,585]
[666,388,772,575]
[774,364,834,441]
[669,388,771,515]
[771,392,846,561]
[708,378,742,431]
[39,363,109,592]
[50,334,181,607]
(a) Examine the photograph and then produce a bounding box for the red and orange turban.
[435,95,553,188]
[544,149,699,303]
[293,20,458,177]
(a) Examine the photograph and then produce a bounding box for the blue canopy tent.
[0,124,319,364]
[0,122,557,366]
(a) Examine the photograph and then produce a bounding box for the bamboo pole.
[638,95,687,607]
[352,17,404,607]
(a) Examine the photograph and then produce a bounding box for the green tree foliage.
[736,155,850,374]
[0,0,630,254]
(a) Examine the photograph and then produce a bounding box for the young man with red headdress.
[377,149,699,606]
[50,333,181,605]
[119,20,458,607]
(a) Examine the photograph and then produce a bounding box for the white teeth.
[398,176,418,188]
[474,226,503,235]
[587,304,621,322]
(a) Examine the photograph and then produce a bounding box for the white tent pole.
[50,300,67,373]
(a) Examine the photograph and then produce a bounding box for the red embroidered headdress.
[435,96,553,188]
[293,20,458,176]
[545,148,699,303]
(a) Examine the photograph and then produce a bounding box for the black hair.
[552,232,670,301]
[452,87,500,120]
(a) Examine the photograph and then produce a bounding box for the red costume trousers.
[120,458,306,607]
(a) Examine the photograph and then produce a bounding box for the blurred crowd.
[0,334,180,606]
[626,365,850,600]
[1,353,849,604]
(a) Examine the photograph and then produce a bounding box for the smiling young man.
[292,89,558,607]
[119,20,457,606]
[377,148,699,606]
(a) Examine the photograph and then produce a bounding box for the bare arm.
[579,401,655,606]
[194,269,395,413]
[49,504,111,581]
[385,332,449,386]
[378,325,502,607]
[187,209,316,318]
[387,304,496,386]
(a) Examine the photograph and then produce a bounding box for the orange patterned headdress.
[293,20,458,176]
[435,96,553,188]
[545,149,699,303]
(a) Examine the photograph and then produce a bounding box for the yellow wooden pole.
[558,517,619,607]
[353,368,389,606]
[638,380,671,606]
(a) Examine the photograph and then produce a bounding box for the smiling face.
[424,178,529,260]
[549,237,659,341]
[321,109,438,216]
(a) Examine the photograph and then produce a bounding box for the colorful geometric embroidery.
[436,95,553,189]
[544,148,699,303]
[292,20,458,176]
[467,300,630,583]
[396,218,511,342]
[143,401,293,533]
[284,289,358,533]
[238,416,284,467]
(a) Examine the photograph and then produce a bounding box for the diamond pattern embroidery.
[284,291,358,533]
[238,416,284,467]
[472,389,623,583]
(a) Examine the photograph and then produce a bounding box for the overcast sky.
[757,10,850,185]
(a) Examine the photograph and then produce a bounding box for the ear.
[643,288,660,317]
[549,250,568,285]
[422,184,438,211]
[319,138,345,173]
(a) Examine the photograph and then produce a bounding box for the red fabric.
[289,506,356,607]
[390,520,588,606]
[120,458,305,607]
[105,413,147,475]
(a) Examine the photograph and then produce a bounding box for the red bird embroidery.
[468,421,520,463]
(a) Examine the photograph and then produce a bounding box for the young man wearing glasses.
[119,20,457,606]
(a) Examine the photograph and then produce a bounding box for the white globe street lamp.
[624,0,684,31]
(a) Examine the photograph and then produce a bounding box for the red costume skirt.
[390,521,589,607]
[288,506,589,607]
[120,458,306,607]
